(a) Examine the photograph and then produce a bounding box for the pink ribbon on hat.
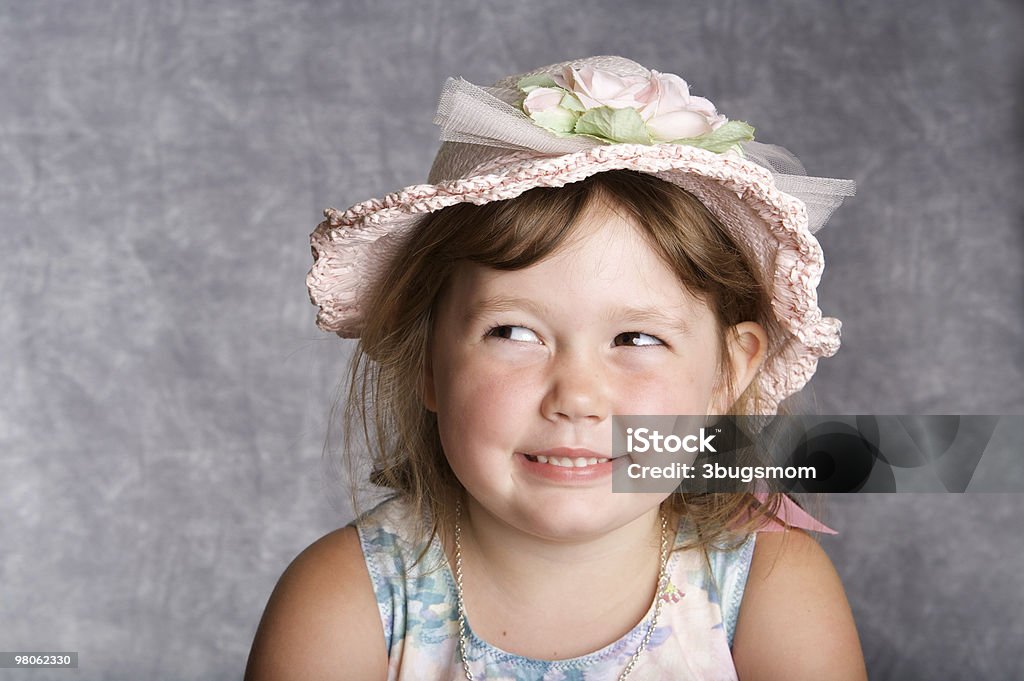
[748,492,837,534]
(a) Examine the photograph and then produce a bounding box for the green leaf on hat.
[517,73,560,92]
[575,106,652,144]
[670,120,756,153]
[529,106,580,134]
[559,92,585,112]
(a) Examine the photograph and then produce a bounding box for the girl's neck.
[461,498,665,576]
[446,498,670,660]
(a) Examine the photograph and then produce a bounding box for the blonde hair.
[342,170,795,555]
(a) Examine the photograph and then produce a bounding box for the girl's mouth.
[517,450,617,483]
[523,454,611,468]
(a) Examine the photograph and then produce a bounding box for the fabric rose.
[518,64,753,153]
[520,86,581,134]
[635,70,728,142]
[551,64,648,111]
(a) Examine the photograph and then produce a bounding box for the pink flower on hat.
[518,64,752,151]
[521,86,580,133]
[636,70,728,142]
[552,64,649,110]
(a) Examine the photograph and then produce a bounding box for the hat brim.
[308,142,840,414]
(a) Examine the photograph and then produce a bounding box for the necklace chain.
[452,501,671,681]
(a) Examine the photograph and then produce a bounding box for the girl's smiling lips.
[518,447,621,483]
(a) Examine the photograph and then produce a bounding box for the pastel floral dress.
[354,497,758,681]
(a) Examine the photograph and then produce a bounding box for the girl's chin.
[498,497,662,541]
[515,510,660,545]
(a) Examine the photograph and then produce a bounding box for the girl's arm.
[244,527,388,681]
[731,529,868,681]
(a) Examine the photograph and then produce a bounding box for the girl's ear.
[713,321,768,413]
[727,321,768,392]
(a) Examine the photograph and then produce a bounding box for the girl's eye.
[487,325,541,344]
[614,331,664,347]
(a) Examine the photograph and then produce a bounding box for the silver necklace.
[452,501,671,681]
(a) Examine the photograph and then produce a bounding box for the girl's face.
[424,198,765,541]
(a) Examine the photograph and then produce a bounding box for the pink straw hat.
[307,56,855,414]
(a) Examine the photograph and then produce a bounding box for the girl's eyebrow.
[617,306,693,336]
[463,294,546,323]
[464,294,693,335]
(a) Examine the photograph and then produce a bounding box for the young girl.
[247,56,867,680]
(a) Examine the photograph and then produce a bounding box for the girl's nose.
[539,350,611,424]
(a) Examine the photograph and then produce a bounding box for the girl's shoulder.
[731,529,867,681]
[244,522,388,681]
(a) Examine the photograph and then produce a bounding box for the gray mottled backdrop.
[2,1,1022,679]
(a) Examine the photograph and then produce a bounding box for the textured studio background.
[2,1,1023,679]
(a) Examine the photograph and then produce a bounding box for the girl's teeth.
[529,455,608,467]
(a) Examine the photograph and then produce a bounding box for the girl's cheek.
[452,350,544,390]
[454,345,549,381]
[610,366,711,413]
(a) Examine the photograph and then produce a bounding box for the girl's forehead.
[442,210,711,325]
[484,205,676,287]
